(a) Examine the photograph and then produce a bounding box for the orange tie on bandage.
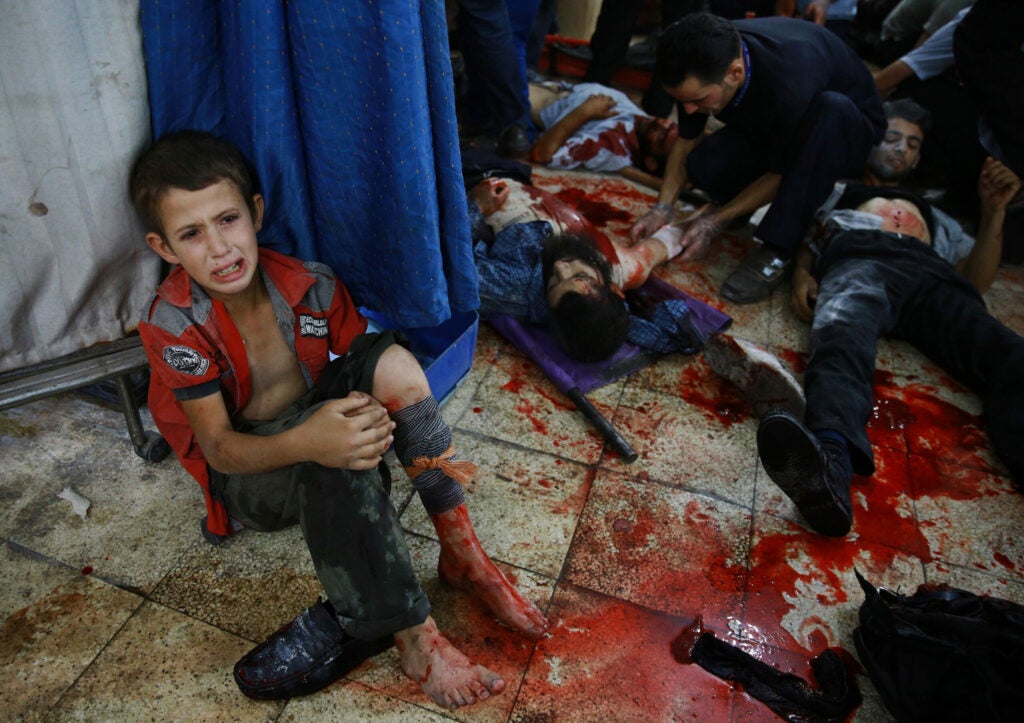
[403,445,478,485]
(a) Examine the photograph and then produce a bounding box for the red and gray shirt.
[138,247,367,537]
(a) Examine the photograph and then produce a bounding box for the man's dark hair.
[541,234,630,362]
[632,117,670,177]
[129,130,259,237]
[657,13,742,88]
[883,98,932,135]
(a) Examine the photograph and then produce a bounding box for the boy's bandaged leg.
[391,396,474,515]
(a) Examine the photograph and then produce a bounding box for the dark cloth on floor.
[854,570,1024,722]
[681,18,885,255]
[690,633,862,722]
[210,332,432,642]
[804,224,1024,483]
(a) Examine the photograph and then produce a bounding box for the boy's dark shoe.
[720,246,791,304]
[234,599,393,700]
[757,409,853,537]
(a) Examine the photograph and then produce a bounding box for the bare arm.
[708,172,781,227]
[873,60,915,95]
[618,165,663,191]
[182,390,395,475]
[671,172,782,262]
[957,158,1022,293]
[530,93,616,164]
[802,0,831,24]
[790,243,819,322]
[630,134,698,242]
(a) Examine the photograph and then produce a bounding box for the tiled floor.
[3,167,1024,722]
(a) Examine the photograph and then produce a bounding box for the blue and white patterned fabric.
[140,0,477,328]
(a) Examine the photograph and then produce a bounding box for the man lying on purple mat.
[468,176,806,417]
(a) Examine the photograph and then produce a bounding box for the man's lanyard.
[728,39,752,110]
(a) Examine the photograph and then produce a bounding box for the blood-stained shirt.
[539,83,643,173]
[138,247,367,537]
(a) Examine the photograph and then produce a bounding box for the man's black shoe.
[757,409,853,537]
[497,124,531,159]
[720,245,791,304]
[233,599,393,700]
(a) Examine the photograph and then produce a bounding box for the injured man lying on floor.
[468,174,804,419]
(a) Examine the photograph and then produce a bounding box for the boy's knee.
[372,344,430,411]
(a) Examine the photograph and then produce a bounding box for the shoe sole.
[703,335,806,419]
[757,413,851,537]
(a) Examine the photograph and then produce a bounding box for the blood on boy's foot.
[394,616,505,710]
[432,504,549,640]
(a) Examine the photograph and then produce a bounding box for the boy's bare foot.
[395,616,505,710]
[432,505,549,639]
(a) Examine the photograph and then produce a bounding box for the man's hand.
[791,267,819,322]
[302,392,395,470]
[470,177,511,216]
[630,202,675,243]
[978,156,1022,213]
[580,93,617,120]
[804,0,829,24]
[675,206,723,262]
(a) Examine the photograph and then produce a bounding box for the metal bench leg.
[114,374,170,462]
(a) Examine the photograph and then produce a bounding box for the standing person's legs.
[722,91,882,304]
[892,280,1024,484]
[525,0,558,71]
[583,0,643,86]
[457,0,532,144]
[504,0,542,138]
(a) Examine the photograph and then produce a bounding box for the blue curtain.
[139,0,477,328]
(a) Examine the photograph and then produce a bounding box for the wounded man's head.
[541,233,630,362]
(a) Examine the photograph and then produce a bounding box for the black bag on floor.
[853,570,1024,722]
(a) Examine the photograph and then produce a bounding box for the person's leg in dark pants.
[525,0,558,72]
[457,0,532,152]
[892,280,1024,485]
[756,91,881,257]
[722,91,882,304]
[582,0,643,86]
[503,0,542,138]
[759,251,903,536]
[804,258,901,476]
[686,126,770,204]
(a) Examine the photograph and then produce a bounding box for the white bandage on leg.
[652,224,685,260]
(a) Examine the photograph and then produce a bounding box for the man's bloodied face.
[867,117,924,182]
[545,258,605,308]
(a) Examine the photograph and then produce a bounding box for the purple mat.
[488,276,732,395]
